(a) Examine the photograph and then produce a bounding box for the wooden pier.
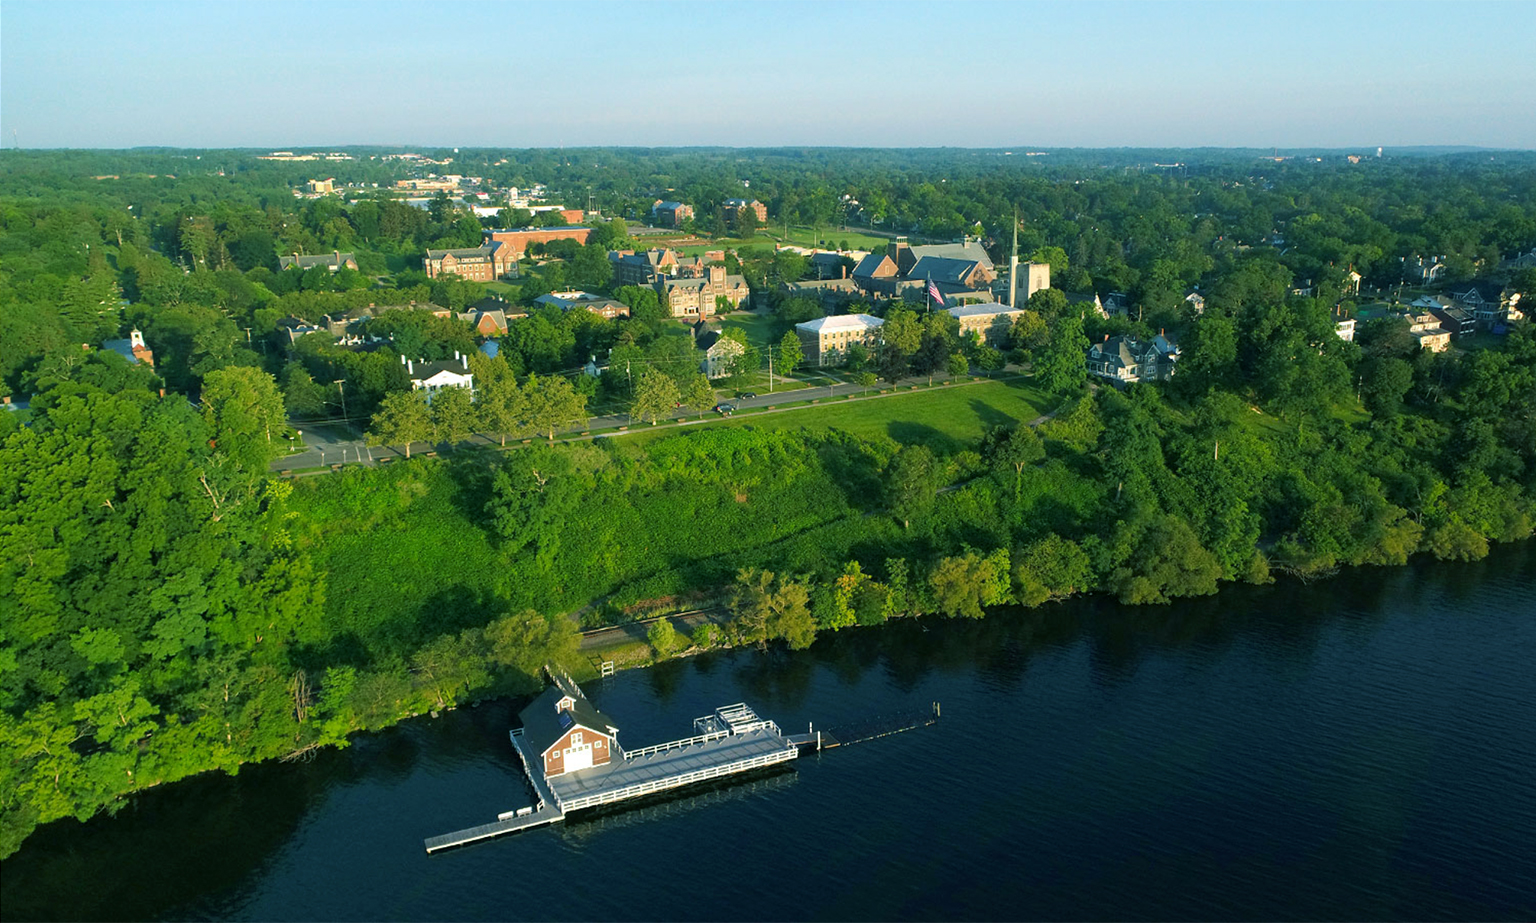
[422,678,942,854]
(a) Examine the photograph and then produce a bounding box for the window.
[572,733,582,745]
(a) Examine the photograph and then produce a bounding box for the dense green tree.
[367,389,432,458]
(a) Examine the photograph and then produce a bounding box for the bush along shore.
[6,322,1535,858]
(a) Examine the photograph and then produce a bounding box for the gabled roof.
[518,675,620,758]
[410,359,472,381]
[911,241,994,272]
[908,255,981,286]
[852,253,895,279]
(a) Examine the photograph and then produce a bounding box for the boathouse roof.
[518,674,619,756]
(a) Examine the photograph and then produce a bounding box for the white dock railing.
[622,729,730,760]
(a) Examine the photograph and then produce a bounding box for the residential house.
[652,201,694,227]
[946,302,1024,346]
[1184,290,1206,314]
[795,314,884,367]
[535,291,631,319]
[1066,292,1109,318]
[1401,312,1451,352]
[1085,333,1180,385]
[1449,282,1522,329]
[1100,292,1135,317]
[721,198,768,224]
[1403,255,1447,284]
[1344,269,1362,295]
[424,242,516,281]
[102,329,155,368]
[696,329,746,379]
[661,265,750,318]
[403,352,475,401]
[519,671,619,778]
[279,250,358,272]
[457,307,510,336]
[1334,317,1357,342]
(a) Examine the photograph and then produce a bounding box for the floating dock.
[423,672,939,854]
[425,694,797,853]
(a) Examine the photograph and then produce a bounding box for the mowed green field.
[619,378,1057,455]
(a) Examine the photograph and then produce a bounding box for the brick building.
[653,201,694,227]
[722,198,768,224]
[483,226,594,260]
[424,242,516,281]
[661,265,750,318]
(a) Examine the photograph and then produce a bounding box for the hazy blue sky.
[3,0,1533,149]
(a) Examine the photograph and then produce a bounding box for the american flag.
[927,279,944,307]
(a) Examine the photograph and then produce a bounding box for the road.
[272,366,1036,473]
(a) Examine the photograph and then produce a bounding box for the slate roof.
[852,253,895,279]
[910,241,994,272]
[518,676,620,758]
[279,252,355,271]
[946,301,1023,319]
[410,358,471,381]
[426,246,496,260]
[908,255,981,286]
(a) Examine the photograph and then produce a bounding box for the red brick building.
[722,198,768,224]
[483,226,594,260]
[424,243,516,281]
[653,201,694,227]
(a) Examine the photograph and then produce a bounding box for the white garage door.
[564,744,593,773]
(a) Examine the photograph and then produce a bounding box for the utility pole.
[768,347,774,392]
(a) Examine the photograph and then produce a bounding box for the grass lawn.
[482,280,520,298]
[717,311,781,349]
[767,226,891,252]
[620,377,1056,455]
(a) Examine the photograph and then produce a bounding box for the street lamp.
[333,379,347,426]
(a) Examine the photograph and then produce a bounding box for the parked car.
[714,403,737,416]
[737,391,757,400]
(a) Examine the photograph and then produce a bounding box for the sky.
[2,0,1534,150]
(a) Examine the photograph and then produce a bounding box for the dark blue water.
[4,544,1535,921]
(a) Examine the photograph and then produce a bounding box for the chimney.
[334,249,341,266]
[462,354,469,370]
[401,354,407,365]
[407,359,414,375]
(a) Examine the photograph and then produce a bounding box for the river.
[4,544,1534,921]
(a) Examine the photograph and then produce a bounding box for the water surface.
[4,544,1534,921]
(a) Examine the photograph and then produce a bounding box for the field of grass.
[717,311,781,348]
[768,226,892,252]
[620,377,1057,455]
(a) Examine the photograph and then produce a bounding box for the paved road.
[578,609,727,651]
[272,367,1032,473]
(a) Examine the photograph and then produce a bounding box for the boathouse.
[519,672,619,777]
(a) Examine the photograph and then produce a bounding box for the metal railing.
[622,729,730,760]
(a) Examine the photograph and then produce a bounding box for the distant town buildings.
[483,226,594,261]
[661,265,750,318]
[852,236,996,302]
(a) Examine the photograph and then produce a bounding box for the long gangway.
[423,703,798,853]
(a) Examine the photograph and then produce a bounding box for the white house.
[404,352,474,402]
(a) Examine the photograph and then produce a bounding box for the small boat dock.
[424,671,938,853]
